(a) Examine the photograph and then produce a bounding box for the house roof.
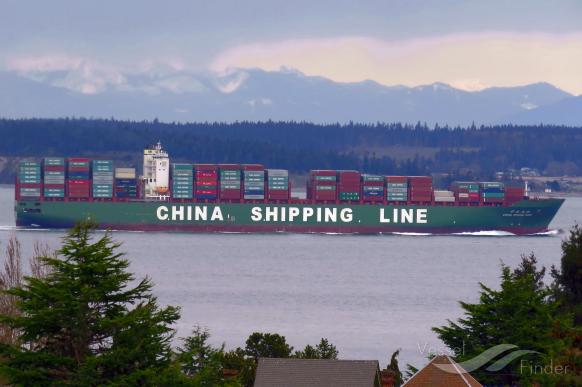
[402,355,482,387]
[254,358,380,387]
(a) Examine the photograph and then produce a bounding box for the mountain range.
[0,68,580,126]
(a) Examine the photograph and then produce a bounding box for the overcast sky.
[2,0,582,94]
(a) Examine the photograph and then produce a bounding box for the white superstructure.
[143,142,170,199]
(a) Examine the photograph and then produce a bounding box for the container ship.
[15,143,563,235]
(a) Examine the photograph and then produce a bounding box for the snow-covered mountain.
[0,68,578,126]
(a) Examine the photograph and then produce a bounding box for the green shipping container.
[221,184,241,190]
[44,158,65,166]
[362,175,383,182]
[339,193,360,200]
[482,192,505,198]
[316,185,336,191]
[268,176,288,182]
[387,188,408,193]
[314,175,336,181]
[386,183,408,189]
[244,177,264,182]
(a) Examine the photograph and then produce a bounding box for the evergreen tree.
[433,254,566,386]
[295,338,338,359]
[0,222,183,386]
[244,332,293,360]
[176,326,242,386]
[552,224,582,325]
[386,349,403,387]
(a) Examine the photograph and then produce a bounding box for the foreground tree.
[177,326,243,386]
[295,338,339,359]
[552,224,582,325]
[433,254,567,386]
[0,223,184,386]
[550,225,582,385]
[385,349,404,387]
[244,332,293,360]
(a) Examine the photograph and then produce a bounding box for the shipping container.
[115,168,136,179]
[44,157,65,166]
[242,164,264,171]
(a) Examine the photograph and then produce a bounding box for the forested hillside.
[1,118,581,183]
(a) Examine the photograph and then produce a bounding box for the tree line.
[1,118,581,182]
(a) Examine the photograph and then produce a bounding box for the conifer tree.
[0,222,183,386]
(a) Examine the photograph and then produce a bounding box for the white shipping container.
[115,168,136,179]
[266,169,289,177]
[434,190,455,197]
[435,197,456,202]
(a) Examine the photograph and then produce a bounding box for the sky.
[2,0,582,94]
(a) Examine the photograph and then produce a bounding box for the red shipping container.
[308,180,337,187]
[196,190,218,195]
[196,171,218,178]
[310,170,337,176]
[505,187,524,196]
[44,165,65,171]
[409,176,432,182]
[410,197,432,202]
[68,157,90,163]
[338,184,360,192]
[338,171,360,182]
[44,183,65,188]
[242,164,264,171]
[386,176,408,183]
[219,164,241,170]
[68,180,91,185]
[195,164,217,168]
[363,181,384,187]
[197,180,218,187]
[18,182,42,188]
[219,189,241,199]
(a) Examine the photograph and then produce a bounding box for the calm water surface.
[0,185,580,368]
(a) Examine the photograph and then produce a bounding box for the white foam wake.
[453,230,516,236]
[391,232,433,236]
[531,229,561,236]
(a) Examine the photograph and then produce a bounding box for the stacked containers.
[338,171,361,201]
[171,163,193,199]
[434,190,455,203]
[18,161,42,199]
[219,164,241,200]
[481,182,505,203]
[43,158,65,198]
[505,185,525,204]
[386,176,408,202]
[195,164,218,200]
[453,182,480,203]
[92,160,114,198]
[67,158,91,198]
[408,176,433,202]
[361,174,384,202]
[308,170,337,201]
[267,169,289,200]
[243,164,265,200]
[115,168,137,199]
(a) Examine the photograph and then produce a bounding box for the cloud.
[5,54,125,94]
[210,33,582,95]
[155,75,206,94]
[214,70,249,93]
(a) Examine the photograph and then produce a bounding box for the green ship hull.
[15,198,564,235]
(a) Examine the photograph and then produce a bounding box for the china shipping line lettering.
[156,205,429,224]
